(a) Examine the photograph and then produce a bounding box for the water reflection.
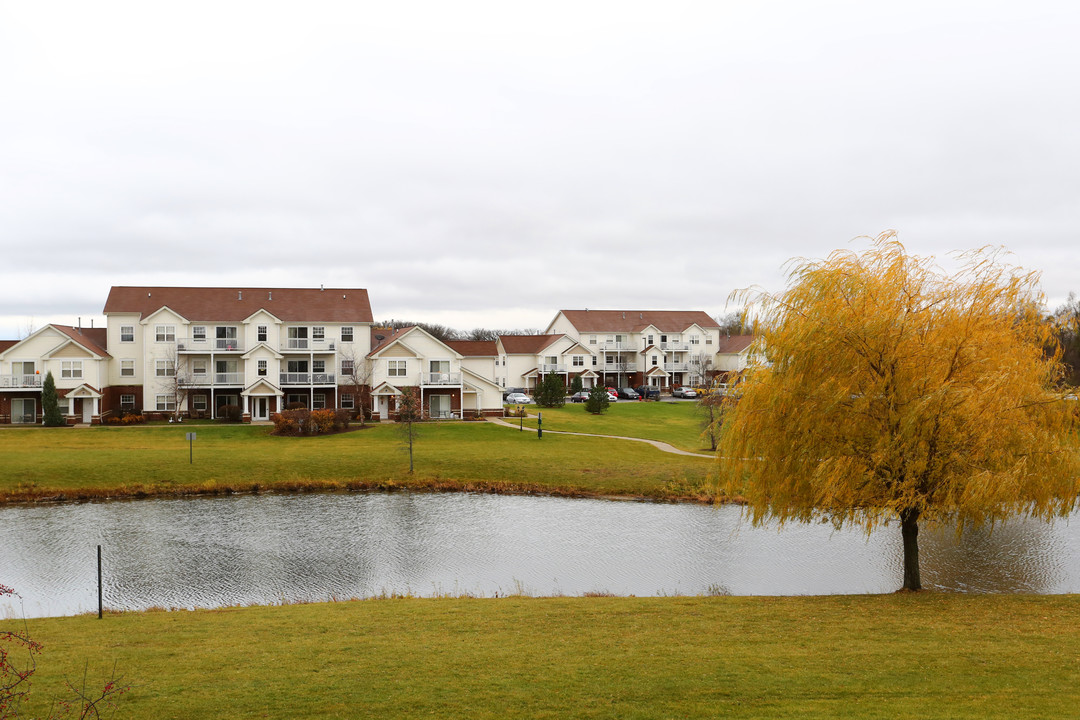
[1,492,1076,618]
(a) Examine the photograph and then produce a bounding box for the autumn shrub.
[333,409,352,430]
[311,409,336,434]
[218,404,242,423]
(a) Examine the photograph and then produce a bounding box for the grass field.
[7,593,1080,719]
[0,415,718,504]
[513,399,713,452]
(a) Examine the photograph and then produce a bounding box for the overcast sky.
[2,1,1077,339]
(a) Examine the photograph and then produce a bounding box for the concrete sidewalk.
[486,416,714,458]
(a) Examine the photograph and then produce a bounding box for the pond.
[2,492,1079,618]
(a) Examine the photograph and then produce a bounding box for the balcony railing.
[598,342,633,351]
[180,372,244,386]
[177,338,245,352]
[281,339,337,352]
[603,363,638,372]
[0,374,43,388]
[660,341,689,351]
[280,372,337,385]
[539,364,566,373]
[422,372,462,385]
[664,363,690,372]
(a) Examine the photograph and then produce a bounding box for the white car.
[672,387,698,399]
[505,392,534,404]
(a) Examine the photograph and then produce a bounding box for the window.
[192,359,207,375]
[120,394,135,409]
[652,355,659,366]
[192,395,207,411]
[545,356,558,366]
[388,360,407,377]
[606,356,616,365]
[706,336,713,345]
[13,361,34,376]
[341,359,354,376]
[341,393,354,409]
[61,361,83,379]
[313,393,326,410]
[216,326,238,350]
[286,393,307,408]
[429,394,451,418]
[120,326,134,343]
[572,356,584,367]
[155,360,175,377]
[192,326,206,341]
[257,325,267,342]
[120,360,135,377]
[156,395,176,411]
[313,360,326,374]
[58,398,70,415]
[312,326,325,341]
[287,360,308,373]
[615,334,625,344]
[690,334,700,345]
[287,327,308,349]
[589,335,597,345]
[155,325,175,342]
[258,360,267,376]
[647,335,654,346]
[341,327,354,342]
[592,356,597,366]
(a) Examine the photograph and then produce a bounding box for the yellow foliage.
[719,232,1080,534]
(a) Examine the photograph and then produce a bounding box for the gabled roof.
[715,335,756,353]
[553,310,720,333]
[498,334,565,354]
[104,286,373,323]
[369,326,413,354]
[445,340,498,357]
[52,325,109,357]
[0,340,17,353]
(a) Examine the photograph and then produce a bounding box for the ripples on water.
[1,492,1077,618]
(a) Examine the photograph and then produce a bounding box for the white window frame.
[342,359,354,376]
[257,325,268,342]
[313,360,326,374]
[155,325,175,343]
[61,361,83,379]
[120,359,135,377]
[156,395,176,411]
[312,326,325,341]
[155,360,175,377]
[572,356,584,367]
[192,326,207,341]
[341,393,354,409]
[120,325,134,343]
[120,394,135,409]
[313,393,326,410]
[192,395,207,411]
[341,327,354,342]
[258,360,267,376]
[388,360,407,377]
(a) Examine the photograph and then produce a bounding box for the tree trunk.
[900,507,921,591]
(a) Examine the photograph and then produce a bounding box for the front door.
[82,399,93,423]
[12,398,35,424]
[254,397,269,421]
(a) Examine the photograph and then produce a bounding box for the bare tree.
[689,350,714,386]
[158,347,194,420]
[338,345,374,425]
[714,311,750,336]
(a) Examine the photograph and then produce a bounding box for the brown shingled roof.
[52,325,110,357]
[715,335,756,353]
[0,340,16,353]
[103,286,373,323]
[556,310,719,333]
[445,340,498,357]
[498,334,564,354]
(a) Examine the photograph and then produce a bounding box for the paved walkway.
[486,417,714,458]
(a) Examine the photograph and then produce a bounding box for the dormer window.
[258,326,267,342]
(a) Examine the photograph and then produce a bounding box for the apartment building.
[544,310,724,389]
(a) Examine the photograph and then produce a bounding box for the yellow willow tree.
[718,232,1080,591]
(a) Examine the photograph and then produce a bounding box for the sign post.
[537,411,542,439]
[186,432,196,464]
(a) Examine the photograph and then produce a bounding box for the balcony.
[177,338,245,352]
[539,364,566,373]
[0,374,43,389]
[422,372,462,385]
[603,363,638,372]
[179,372,244,386]
[660,341,689,351]
[281,339,337,352]
[598,342,634,351]
[280,372,337,386]
[664,363,690,372]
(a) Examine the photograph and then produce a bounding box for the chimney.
[238,291,243,301]
[269,291,272,301]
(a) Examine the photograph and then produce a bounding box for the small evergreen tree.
[570,375,584,395]
[41,371,64,426]
[534,373,566,408]
[584,384,610,415]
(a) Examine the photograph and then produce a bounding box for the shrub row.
[271,408,352,436]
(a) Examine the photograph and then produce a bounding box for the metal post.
[537,411,542,439]
[97,544,102,620]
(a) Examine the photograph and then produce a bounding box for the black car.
[634,385,660,400]
[617,387,640,400]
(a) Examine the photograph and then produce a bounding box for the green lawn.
[0,420,718,504]
[513,400,713,452]
[9,594,1080,719]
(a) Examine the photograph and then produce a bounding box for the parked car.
[570,390,591,403]
[617,387,640,400]
[606,391,618,402]
[672,387,698,399]
[502,387,527,400]
[635,385,660,400]
[505,392,533,404]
